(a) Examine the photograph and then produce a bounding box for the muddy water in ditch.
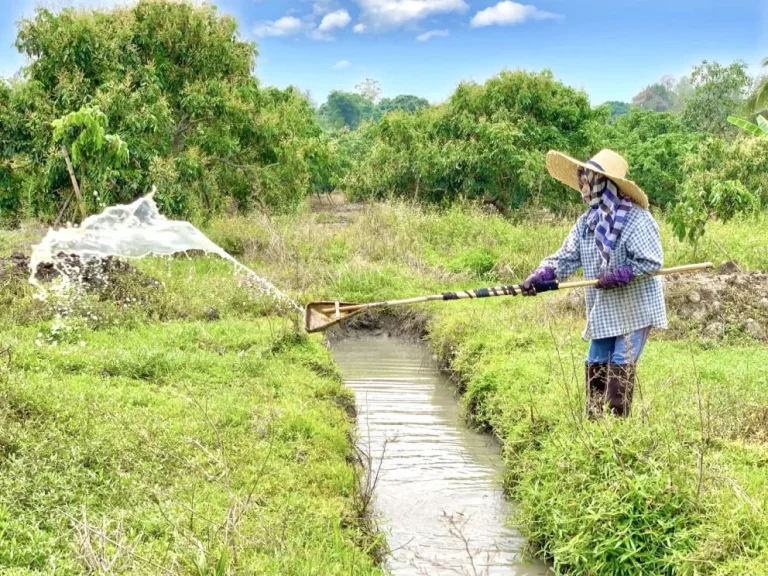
[331,334,551,576]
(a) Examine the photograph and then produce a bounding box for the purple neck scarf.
[582,168,633,268]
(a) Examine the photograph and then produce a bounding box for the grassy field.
[0,252,384,574]
[206,201,768,576]
[2,201,768,575]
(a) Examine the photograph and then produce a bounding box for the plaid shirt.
[541,205,667,340]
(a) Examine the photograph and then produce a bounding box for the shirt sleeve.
[540,218,583,281]
[625,211,664,277]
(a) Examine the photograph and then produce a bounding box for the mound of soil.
[0,252,161,292]
[666,266,768,342]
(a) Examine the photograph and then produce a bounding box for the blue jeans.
[587,327,651,365]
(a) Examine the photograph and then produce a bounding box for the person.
[521,149,666,418]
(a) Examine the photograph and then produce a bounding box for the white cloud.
[353,23,367,33]
[312,0,333,16]
[416,29,449,41]
[254,16,304,37]
[318,9,352,32]
[355,0,468,29]
[333,60,351,70]
[470,1,559,28]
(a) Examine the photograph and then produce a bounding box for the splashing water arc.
[29,191,303,312]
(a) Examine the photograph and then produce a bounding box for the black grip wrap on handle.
[441,281,559,301]
[532,280,560,294]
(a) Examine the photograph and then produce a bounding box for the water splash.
[29,190,303,313]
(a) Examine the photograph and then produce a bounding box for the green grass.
[202,203,768,312]
[0,247,384,574]
[428,302,768,575]
[3,201,768,575]
[200,201,768,576]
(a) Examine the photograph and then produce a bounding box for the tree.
[0,81,20,221]
[604,101,631,123]
[2,0,333,219]
[345,69,605,209]
[355,78,382,103]
[610,109,701,207]
[51,105,129,219]
[684,133,768,206]
[630,75,695,115]
[377,95,430,116]
[668,179,755,255]
[671,76,695,113]
[318,92,430,130]
[318,91,375,130]
[668,130,767,253]
[632,79,676,112]
[682,60,752,137]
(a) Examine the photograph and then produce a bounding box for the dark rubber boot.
[586,363,608,419]
[606,364,636,418]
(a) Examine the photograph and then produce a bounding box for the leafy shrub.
[609,109,702,207]
[344,69,606,210]
[668,179,756,253]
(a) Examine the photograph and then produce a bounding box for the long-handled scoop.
[304,262,713,333]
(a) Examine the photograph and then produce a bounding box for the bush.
[344,69,606,210]
[609,109,702,207]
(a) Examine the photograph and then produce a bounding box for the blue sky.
[1,0,766,106]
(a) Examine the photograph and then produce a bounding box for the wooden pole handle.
[317,262,714,314]
[557,262,714,290]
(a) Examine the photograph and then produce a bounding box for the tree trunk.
[172,115,190,155]
[60,145,87,222]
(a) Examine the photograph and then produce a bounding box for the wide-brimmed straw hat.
[546,149,649,209]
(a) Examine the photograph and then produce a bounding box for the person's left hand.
[596,265,634,290]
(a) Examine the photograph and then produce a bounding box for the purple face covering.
[580,166,633,269]
[596,265,634,289]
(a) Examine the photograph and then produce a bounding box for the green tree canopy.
[318,92,431,131]
[682,60,751,137]
[2,0,334,221]
[345,69,605,209]
[377,95,430,116]
[609,109,702,206]
[604,101,631,123]
[318,91,375,131]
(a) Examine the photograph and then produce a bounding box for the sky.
[1,0,766,106]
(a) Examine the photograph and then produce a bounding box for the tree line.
[337,61,765,249]
[0,0,766,251]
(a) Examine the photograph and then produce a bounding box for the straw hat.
[545,149,649,209]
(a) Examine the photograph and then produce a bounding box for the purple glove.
[521,267,556,296]
[596,265,634,290]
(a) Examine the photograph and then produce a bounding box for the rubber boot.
[586,363,608,419]
[606,364,636,418]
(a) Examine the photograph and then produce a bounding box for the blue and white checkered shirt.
[540,205,667,340]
